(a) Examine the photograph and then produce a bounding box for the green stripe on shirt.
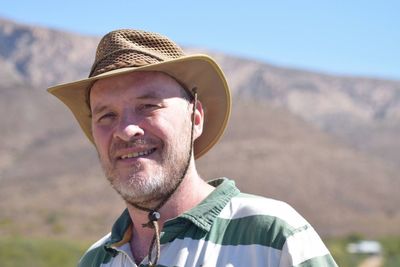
[162,215,305,250]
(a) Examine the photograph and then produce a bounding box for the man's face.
[90,71,198,206]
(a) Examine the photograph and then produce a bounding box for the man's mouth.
[119,148,157,160]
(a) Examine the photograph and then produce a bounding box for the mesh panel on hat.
[90,29,185,77]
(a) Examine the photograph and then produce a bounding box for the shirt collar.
[108,208,132,248]
[107,178,240,247]
[165,178,240,232]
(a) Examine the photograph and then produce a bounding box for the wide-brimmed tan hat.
[47,29,231,158]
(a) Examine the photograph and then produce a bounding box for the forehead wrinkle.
[135,88,164,100]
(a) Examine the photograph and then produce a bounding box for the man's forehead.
[88,71,192,111]
[90,71,186,97]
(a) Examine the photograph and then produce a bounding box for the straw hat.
[47,29,231,158]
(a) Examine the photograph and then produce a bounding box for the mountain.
[1,17,399,239]
[189,49,400,167]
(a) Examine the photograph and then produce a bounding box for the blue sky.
[1,1,399,80]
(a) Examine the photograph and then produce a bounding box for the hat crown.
[89,29,185,77]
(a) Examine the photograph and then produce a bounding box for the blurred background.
[0,1,399,266]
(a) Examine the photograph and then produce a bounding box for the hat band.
[89,48,167,77]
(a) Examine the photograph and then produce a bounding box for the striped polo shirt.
[78,178,337,267]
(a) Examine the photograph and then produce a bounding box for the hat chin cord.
[128,88,198,267]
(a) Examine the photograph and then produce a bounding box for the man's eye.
[139,104,160,111]
[97,113,116,123]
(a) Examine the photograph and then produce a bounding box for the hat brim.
[47,54,231,159]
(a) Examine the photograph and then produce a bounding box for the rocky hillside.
[194,49,400,166]
[1,18,399,239]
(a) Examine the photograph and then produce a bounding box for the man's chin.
[110,180,163,205]
[119,191,165,209]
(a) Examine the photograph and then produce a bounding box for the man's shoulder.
[215,192,338,266]
[220,192,310,233]
[78,233,113,267]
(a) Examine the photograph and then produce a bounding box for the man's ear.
[193,100,204,140]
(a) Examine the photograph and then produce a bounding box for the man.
[48,29,337,267]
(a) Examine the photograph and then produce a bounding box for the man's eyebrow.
[136,91,163,100]
[91,91,163,115]
[92,105,108,116]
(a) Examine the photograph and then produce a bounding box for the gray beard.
[128,150,191,210]
[112,144,192,210]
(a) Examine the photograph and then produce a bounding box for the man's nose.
[113,115,144,141]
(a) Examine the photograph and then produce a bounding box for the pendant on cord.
[149,211,160,222]
[142,211,161,228]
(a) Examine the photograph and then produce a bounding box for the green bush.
[379,236,400,267]
[326,235,400,267]
[0,237,88,267]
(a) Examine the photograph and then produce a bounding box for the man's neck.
[126,170,214,264]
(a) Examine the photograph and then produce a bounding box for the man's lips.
[117,147,157,160]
